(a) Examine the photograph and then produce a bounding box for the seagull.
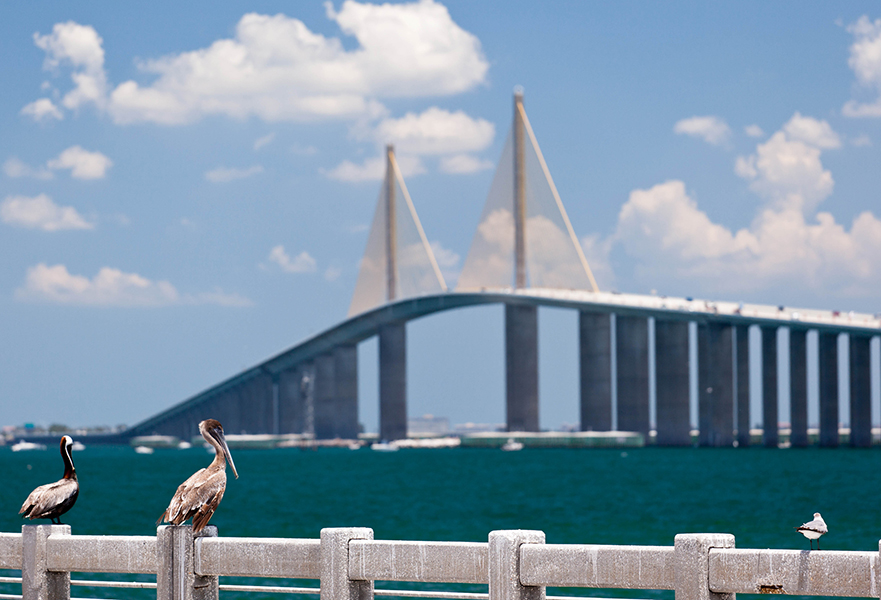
[19,436,79,524]
[158,419,238,533]
[796,512,827,550]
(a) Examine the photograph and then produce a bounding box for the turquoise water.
[2,446,881,597]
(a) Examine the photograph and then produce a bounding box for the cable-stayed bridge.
[123,92,880,448]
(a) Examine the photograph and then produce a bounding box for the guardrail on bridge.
[0,526,880,600]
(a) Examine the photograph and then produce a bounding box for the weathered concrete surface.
[22,524,70,600]
[579,311,612,432]
[197,537,319,578]
[488,530,545,600]
[46,534,156,573]
[708,548,880,597]
[674,534,735,600]
[0,532,22,569]
[349,540,488,583]
[519,544,674,589]
[157,525,218,600]
[321,527,373,600]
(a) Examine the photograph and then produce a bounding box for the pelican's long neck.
[61,444,76,480]
[204,431,227,471]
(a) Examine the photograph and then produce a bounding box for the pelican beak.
[217,432,238,479]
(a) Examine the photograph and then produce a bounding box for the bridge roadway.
[123,287,880,447]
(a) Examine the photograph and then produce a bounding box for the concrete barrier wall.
[2,526,879,600]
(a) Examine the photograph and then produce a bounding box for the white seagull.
[795,512,827,550]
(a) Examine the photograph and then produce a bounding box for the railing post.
[321,527,373,600]
[21,524,70,600]
[674,534,735,600]
[157,525,218,600]
[488,530,545,600]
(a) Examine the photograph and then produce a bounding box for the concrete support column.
[789,329,809,448]
[335,344,359,440]
[698,323,734,447]
[818,332,839,448]
[655,319,690,446]
[239,373,273,435]
[616,315,649,435]
[849,334,872,448]
[735,325,750,447]
[761,327,778,448]
[379,323,407,441]
[22,525,70,600]
[505,304,539,432]
[314,353,336,439]
[488,530,545,600]
[674,534,735,600]
[579,312,612,431]
[157,525,218,600]
[277,365,308,435]
[320,528,374,600]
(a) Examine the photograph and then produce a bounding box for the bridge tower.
[458,90,599,432]
[349,145,447,440]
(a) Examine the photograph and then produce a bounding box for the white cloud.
[673,115,731,145]
[267,245,318,273]
[735,114,835,214]
[843,16,881,117]
[851,134,872,147]
[1,194,93,231]
[30,2,488,125]
[254,133,276,150]
[429,239,460,282]
[374,107,494,155]
[3,157,53,179]
[21,98,63,122]
[323,154,425,181]
[613,180,881,297]
[47,146,113,179]
[782,112,841,149]
[205,165,264,183]
[15,263,251,306]
[744,124,765,138]
[439,153,493,174]
[33,22,107,111]
[324,266,342,281]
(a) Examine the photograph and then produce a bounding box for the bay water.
[3,445,880,598]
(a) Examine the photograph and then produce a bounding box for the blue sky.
[2,1,880,432]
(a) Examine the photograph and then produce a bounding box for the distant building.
[408,414,450,436]
[452,421,505,434]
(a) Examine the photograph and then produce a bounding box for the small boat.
[71,442,86,451]
[11,441,46,452]
[501,438,524,451]
[134,446,154,454]
[371,441,399,452]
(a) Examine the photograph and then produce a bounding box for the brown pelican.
[159,419,238,533]
[19,436,79,524]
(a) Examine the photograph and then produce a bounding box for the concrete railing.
[0,526,880,600]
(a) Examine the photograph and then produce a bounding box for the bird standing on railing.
[159,419,238,533]
[796,512,827,550]
[19,436,79,524]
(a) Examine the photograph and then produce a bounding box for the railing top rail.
[0,534,22,570]
[349,539,489,584]
[196,536,320,579]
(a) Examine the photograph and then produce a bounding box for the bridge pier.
[788,330,808,447]
[379,322,407,441]
[314,346,359,439]
[579,312,612,432]
[735,325,750,447]
[654,319,690,445]
[277,364,309,435]
[505,305,539,432]
[698,323,734,447]
[616,315,649,436]
[761,326,778,448]
[818,332,839,447]
[849,334,872,448]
